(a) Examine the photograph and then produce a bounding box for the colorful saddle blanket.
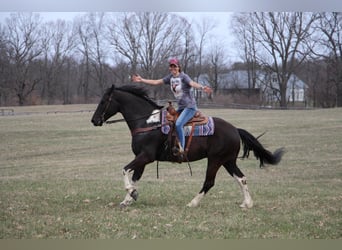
[161,110,215,136]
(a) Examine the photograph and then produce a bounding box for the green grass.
[0,105,341,239]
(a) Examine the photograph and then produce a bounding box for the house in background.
[286,74,308,103]
[262,72,308,105]
[197,70,262,105]
[198,70,308,106]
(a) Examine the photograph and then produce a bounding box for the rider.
[132,58,212,158]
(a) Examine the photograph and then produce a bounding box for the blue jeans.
[175,107,197,150]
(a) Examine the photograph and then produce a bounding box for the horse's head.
[91,85,120,126]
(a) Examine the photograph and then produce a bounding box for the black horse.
[91,85,284,208]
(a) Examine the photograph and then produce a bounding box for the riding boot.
[172,143,186,163]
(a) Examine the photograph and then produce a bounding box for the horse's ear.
[111,84,115,90]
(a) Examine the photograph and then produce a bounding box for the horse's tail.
[237,128,284,168]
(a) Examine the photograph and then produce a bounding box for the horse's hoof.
[239,203,247,209]
[130,189,138,201]
[239,201,253,209]
[187,201,198,208]
[119,202,127,209]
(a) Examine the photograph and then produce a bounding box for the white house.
[286,74,307,102]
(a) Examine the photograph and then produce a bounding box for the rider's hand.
[203,86,213,94]
[131,74,142,83]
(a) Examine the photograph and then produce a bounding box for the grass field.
[0,105,341,239]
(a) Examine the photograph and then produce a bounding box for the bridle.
[100,89,115,124]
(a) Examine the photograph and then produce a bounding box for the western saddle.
[166,101,208,125]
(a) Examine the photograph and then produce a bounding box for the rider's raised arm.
[132,74,164,86]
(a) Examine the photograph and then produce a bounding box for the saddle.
[166,102,208,125]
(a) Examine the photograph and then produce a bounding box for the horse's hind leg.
[223,161,253,209]
[187,159,221,207]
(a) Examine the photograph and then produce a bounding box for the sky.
[0,11,240,61]
[0,11,233,37]
[0,0,341,12]
[1,0,341,60]
[1,0,341,62]
[0,12,232,31]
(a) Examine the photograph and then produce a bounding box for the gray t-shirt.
[163,72,197,110]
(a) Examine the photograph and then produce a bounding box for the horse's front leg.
[120,170,137,207]
[119,153,151,207]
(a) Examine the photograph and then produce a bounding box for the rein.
[105,109,163,125]
[105,110,166,136]
[100,87,160,125]
[105,118,125,124]
[103,87,165,126]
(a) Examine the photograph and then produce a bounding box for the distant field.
[0,105,341,239]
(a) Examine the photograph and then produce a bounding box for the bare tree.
[314,12,342,107]
[40,19,76,104]
[299,59,335,107]
[3,13,43,105]
[107,12,188,100]
[75,15,93,102]
[237,12,318,107]
[107,12,184,78]
[86,13,110,94]
[0,24,11,105]
[177,17,195,74]
[206,41,227,94]
[107,13,142,76]
[193,17,216,80]
[231,13,259,90]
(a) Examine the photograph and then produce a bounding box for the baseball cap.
[169,58,179,66]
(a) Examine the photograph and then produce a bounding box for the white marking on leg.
[121,170,137,206]
[123,170,135,193]
[233,174,253,208]
[187,192,205,207]
[146,109,160,124]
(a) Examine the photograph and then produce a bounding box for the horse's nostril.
[91,118,101,126]
[95,120,104,126]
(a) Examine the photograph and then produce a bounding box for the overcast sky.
[0,11,240,61]
[1,0,341,59]
[0,0,341,12]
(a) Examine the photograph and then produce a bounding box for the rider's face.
[169,64,179,75]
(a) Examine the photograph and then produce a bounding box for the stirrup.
[172,143,184,156]
[172,146,184,156]
[171,146,192,176]
[172,146,186,163]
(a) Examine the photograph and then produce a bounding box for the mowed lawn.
[0,105,341,239]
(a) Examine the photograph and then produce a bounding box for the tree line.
[231,12,342,108]
[0,12,341,108]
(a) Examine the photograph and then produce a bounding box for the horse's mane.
[116,85,163,109]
